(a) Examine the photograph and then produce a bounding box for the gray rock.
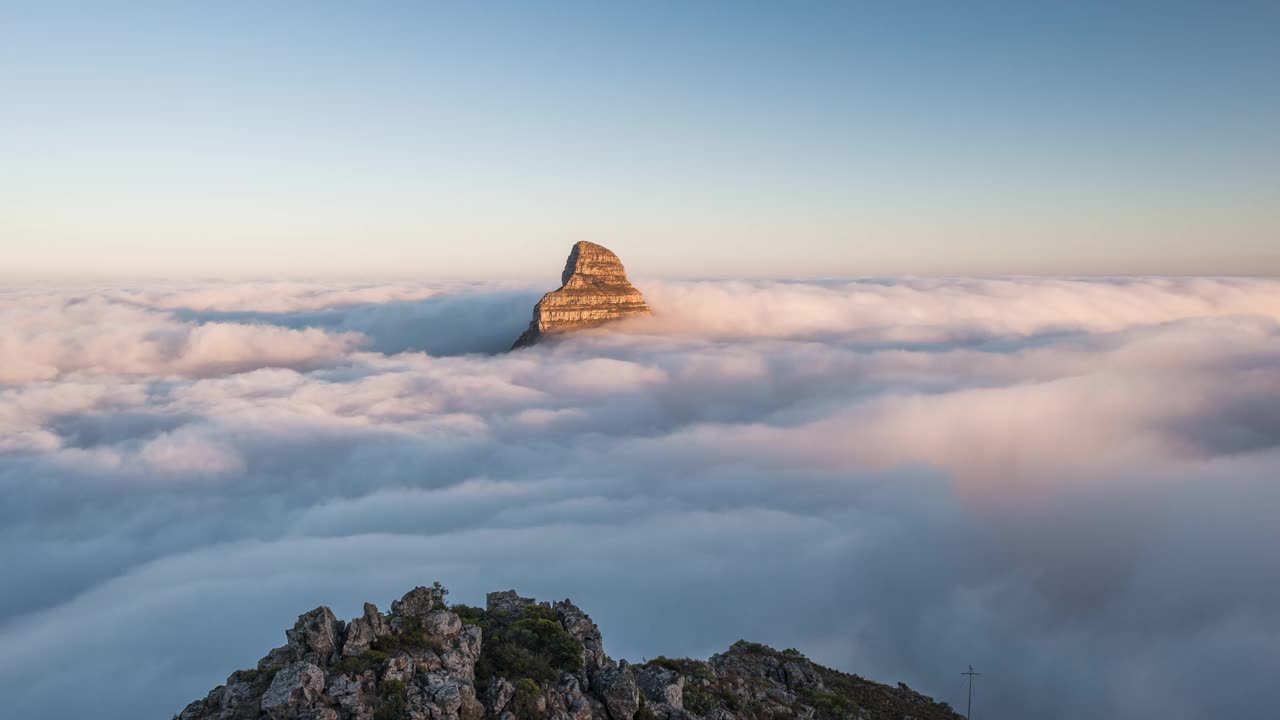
[426,680,464,716]
[219,680,257,709]
[634,665,684,710]
[555,599,609,679]
[175,698,207,720]
[484,677,516,716]
[781,660,823,691]
[286,607,342,663]
[597,663,640,720]
[176,584,965,720]
[326,673,367,716]
[393,585,445,619]
[261,661,326,715]
[428,608,463,636]
[342,602,392,657]
[485,590,537,616]
[258,644,298,671]
[383,653,415,683]
[546,674,600,720]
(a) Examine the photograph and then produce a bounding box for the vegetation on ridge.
[175,583,962,720]
[452,602,584,686]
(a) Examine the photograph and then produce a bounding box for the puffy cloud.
[0,292,365,383]
[0,277,1278,719]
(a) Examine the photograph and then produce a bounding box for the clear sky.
[2,1,1278,279]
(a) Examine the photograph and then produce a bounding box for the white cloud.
[1,277,1278,720]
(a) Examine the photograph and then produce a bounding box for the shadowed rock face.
[511,242,650,349]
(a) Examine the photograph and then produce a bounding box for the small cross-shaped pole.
[961,665,981,720]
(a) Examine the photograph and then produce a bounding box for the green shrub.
[730,640,770,655]
[452,604,484,626]
[683,684,718,715]
[642,656,716,682]
[510,678,544,720]
[474,604,584,685]
[373,616,444,654]
[374,680,408,720]
[336,649,389,677]
[258,665,281,688]
[431,581,449,610]
[798,689,857,720]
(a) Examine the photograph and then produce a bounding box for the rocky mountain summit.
[512,242,650,349]
[176,583,962,720]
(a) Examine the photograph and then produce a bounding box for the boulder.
[596,663,640,720]
[261,661,326,716]
[634,665,684,710]
[392,585,445,619]
[486,590,537,616]
[342,602,391,657]
[485,677,516,716]
[286,607,342,663]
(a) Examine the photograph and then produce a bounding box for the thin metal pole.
[961,665,981,720]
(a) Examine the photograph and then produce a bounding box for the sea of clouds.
[2,276,1278,719]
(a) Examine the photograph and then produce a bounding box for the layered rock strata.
[176,583,964,720]
[512,241,650,349]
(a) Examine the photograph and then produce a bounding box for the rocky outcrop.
[512,242,650,349]
[176,583,963,720]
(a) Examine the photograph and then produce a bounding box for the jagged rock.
[485,677,516,716]
[545,674,600,720]
[177,584,963,720]
[219,679,258,710]
[420,606,484,682]
[711,641,824,693]
[342,602,392,657]
[512,241,650,349]
[258,643,299,671]
[287,607,343,664]
[384,653,415,683]
[555,599,609,679]
[261,661,327,715]
[486,590,537,616]
[393,585,446,619]
[326,674,367,718]
[633,665,683,711]
[409,679,474,719]
[595,663,640,720]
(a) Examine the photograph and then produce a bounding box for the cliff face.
[512,242,650,349]
[176,584,963,720]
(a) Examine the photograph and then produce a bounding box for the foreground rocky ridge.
[177,584,962,720]
[512,241,650,349]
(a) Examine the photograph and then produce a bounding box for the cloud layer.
[2,277,1278,720]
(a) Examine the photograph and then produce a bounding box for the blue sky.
[2,1,1277,278]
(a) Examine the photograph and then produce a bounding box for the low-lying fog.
[2,276,1278,719]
